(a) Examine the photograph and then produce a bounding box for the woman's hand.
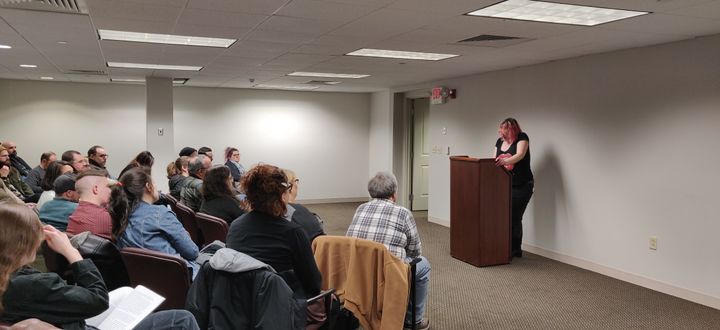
[42,225,83,264]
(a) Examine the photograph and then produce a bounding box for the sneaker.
[404,318,430,330]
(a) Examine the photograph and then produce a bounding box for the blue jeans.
[406,256,431,325]
[135,310,200,330]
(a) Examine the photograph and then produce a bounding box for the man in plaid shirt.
[347,172,431,330]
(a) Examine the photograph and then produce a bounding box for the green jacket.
[0,259,109,329]
[7,167,34,197]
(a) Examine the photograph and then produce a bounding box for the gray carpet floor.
[309,202,720,330]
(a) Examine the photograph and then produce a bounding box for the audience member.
[0,165,24,204]
[0,203,201,330]
[346,172,431,330]
[179,147,197,158]
[198,147,213,162]
[224,147,245,184]
[118,151,154,178]
[66,170,113,239]
[36,161,73,209]
[24,151,56,194]
[110,168,200,276]
[2,141,33,178]
[226,164,322,300]
[87,145,112,177]
[168,156,190,199]
[199,165,244,224]
[38,174,79,231]
[0,146,35,203]
[61,150,89,174]
[283,169,325,241]
[181,155,211,212]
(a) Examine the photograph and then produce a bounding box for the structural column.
[146,77,174,192]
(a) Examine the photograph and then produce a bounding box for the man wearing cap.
[179,147,198,158]
[198,146,213,162]
[38,174,79,231]
[67,169,113,239]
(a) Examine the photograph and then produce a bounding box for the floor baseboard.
[299,197,368,205]
[522,243,720,310]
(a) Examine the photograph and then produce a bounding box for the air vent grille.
[0,0,89,14]
[459,34,521,42]
[304,80,341,85]
[64,69,107,75]
[455,34,530,48]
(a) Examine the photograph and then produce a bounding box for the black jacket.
[186,248,306,330]
[200,196,244,224]
[0,259,109,330]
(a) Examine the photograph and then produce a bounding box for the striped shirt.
[346,198,421,262]
[67,201,113,240]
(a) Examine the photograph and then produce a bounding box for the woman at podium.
[493,118,534,258]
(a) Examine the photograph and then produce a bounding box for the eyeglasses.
[97,154,108,158]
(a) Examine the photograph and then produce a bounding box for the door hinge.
[409,194,414,201]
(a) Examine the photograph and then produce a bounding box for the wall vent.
[0,0,89,14]
[304,80,341,85]
[64,69,107,75]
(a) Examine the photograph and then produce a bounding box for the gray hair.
[188,155,208,175]
[368,171,397,199]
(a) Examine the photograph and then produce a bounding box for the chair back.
[120,247,192,310]
[162,193,179,207]
[172,202,202,246]
[195,212,229,244]
[312,236,411,330]
[71,232,130,290]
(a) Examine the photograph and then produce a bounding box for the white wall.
[394,34,720,306]
[0,80,146,178]
[173,87,371,201]
[368,90,392,177]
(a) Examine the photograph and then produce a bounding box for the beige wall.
[394,34,720,305]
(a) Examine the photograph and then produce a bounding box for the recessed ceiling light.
[466,0,649,26]
[19,64,37,68]
[40,76,54,80]
[253,84,319,91]
[0,44,11,49]
[107,62,202,71]
[346,48,458,61]
[98,29,237,48]
[288,72,370,79]
[110,78,144,83]
[57,41,68,45]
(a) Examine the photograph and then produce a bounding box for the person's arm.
[290,228,322,296]
[404,211,422,259]
[24,169,43,194]
[161,209,199,261]
[496,140,529,166]
[492,146,498,158]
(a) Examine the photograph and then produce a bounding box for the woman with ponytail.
[110,167,200,277]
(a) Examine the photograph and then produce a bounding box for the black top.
[495,131,534,186]
[289,203,325,241]
[200,196,244,224]
[226,210,322,297]
[1,259,109,329]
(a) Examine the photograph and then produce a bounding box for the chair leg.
[411,261,417,330]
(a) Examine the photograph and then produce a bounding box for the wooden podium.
[449,156,511,267]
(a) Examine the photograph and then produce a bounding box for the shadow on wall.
[531,146,567,250]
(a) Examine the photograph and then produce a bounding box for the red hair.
[500,117,521,143]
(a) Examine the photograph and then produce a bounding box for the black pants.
[511,181,534,255]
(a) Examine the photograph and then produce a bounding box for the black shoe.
[512,250,523,258]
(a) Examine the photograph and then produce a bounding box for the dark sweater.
[200,196,244,224]
[289,203,325,241]
[226,210,322,297]
[1,259,109,330]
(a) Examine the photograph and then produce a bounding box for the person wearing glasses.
[88,145,112,178]
[282,169,325,242]
[226,164,322,300]
[61,150,90,174]
[223,147,245,185]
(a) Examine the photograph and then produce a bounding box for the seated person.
[282,169,324,241]
[168,156,190,200]
[346,172,431,330]
[226,164,322,299]
[24,151,56,194]
[118,151,154,179]
[66,170,113,239]
[110,168,200,277]
[38,174,79,231]
[0,203,200,330]
[36,161,74,209]
[181,155,211,212]
[199,165,244,224]
[0,146,35,203]
[224,147,245,185]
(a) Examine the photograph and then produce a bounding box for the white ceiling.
[1,0,719,92]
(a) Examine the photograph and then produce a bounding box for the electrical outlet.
[649,236,657,250]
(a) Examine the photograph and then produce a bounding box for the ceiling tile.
[257,15,345,35]
[178,9,269,29]
[276,0,380,21]
[186,0,290,15]
[88,0,183,22]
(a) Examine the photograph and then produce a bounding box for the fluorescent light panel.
[0,44,11,49]
[466,0,649,26]
[107,62,202,71]
[346,48,458,61]
[253,84,318,91]
[19,64,37,68]
[288,72,369,79]
[40,76,54,80]
[110,78,189,84]
[98,29,236,48]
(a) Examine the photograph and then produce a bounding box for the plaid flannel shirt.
[346,198,421,262]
